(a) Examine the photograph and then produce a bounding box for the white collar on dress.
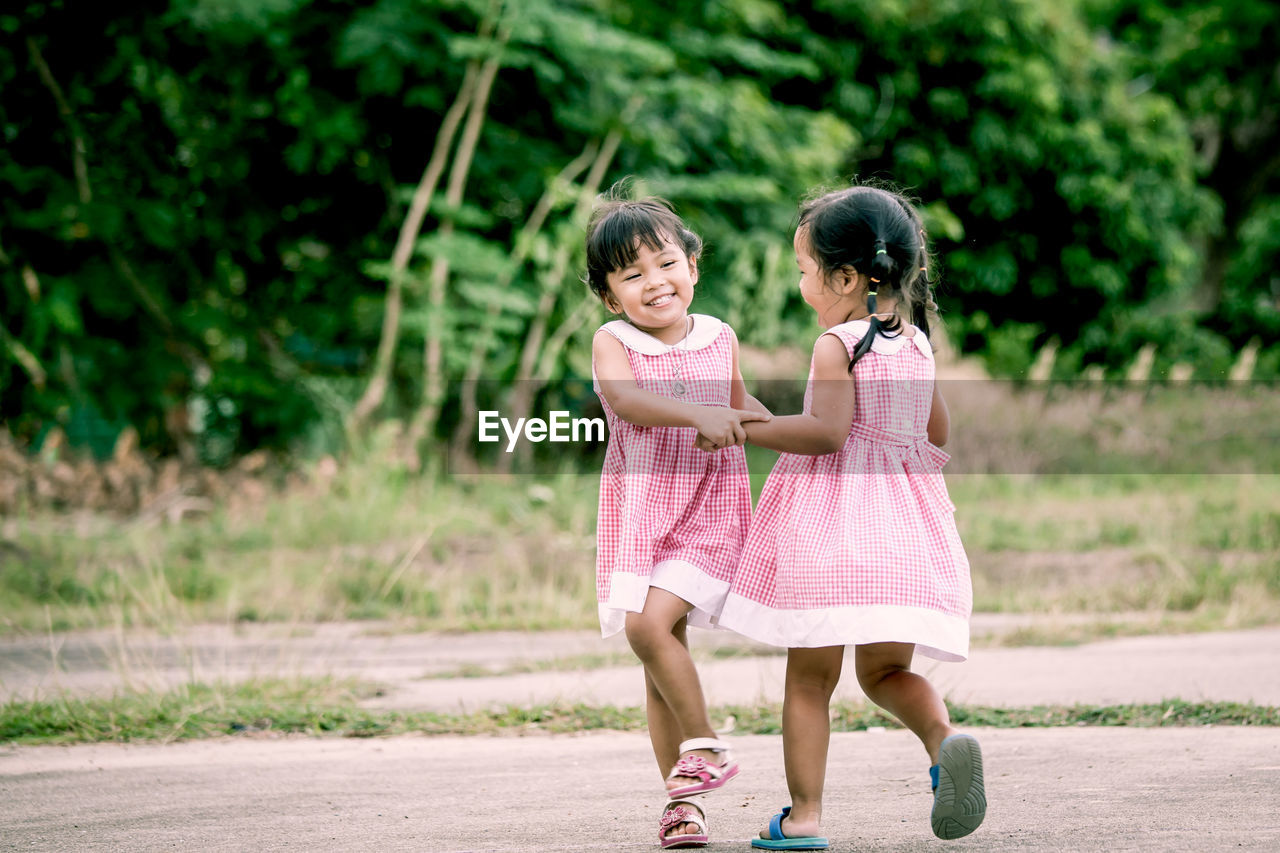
[599,314,724,355]
[828,319,934,358]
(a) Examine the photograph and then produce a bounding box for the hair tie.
[869,279,880,284]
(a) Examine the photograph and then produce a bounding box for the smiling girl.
[587,191,769,848]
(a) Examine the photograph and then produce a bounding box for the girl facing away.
[587,192,770,849]
[715,185,986,849]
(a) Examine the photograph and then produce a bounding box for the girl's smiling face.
[603,233,698,341]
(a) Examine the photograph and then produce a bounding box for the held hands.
[691,407,771,452]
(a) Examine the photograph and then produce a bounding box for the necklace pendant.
[670,317,692,398]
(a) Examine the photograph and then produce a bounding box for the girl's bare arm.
[927,381,950,447]
[594,331,769,446]
[741,333,854,455]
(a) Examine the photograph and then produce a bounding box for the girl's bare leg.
[762,645,844,840]
[625,587,719,840]
[854,642,957,763]
[641,617,688,776]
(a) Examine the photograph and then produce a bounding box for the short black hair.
[585,196,703,301]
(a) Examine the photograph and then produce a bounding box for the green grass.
[2,680,1275,745]
[0,679,380,744]
[9,470,1277,638]
[2,381,1279,639]
[0,463,601,633]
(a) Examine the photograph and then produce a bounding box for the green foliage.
[1,0,1275,460]
[1220,199,1280,362]
[2,0,396,458]
[3,687,1276,744]
[801,0,1214,374]
[1083,0,1280,353]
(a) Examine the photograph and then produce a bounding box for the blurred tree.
[794,0,1211,375]
[2,0,396,460]
[1084,0,1280,350]
[1,0,1273,467]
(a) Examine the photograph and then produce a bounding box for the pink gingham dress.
[592,314,753,637]
[718,320,972,661]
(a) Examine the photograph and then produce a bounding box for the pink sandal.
[659,799,708,849]
[665,737,740,798]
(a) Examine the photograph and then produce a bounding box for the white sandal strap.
[677,737,729,754]
[662,800,707,834]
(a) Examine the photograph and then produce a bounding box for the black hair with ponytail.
[798,185,938,370]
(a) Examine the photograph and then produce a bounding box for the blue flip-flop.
[930,733,987,839]
[750,806,829,850]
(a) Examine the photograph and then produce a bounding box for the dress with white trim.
[592,314,753,637]
[718,320,972,661]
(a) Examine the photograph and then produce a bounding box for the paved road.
[410,626,1280,712]
[2,727,1278,852]
[2,624,1280,851]
[4,622,1279,710]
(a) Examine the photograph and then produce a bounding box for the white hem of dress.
[598,559,730,638]
[717,594,968,661]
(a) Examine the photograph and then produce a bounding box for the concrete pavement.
[2,623,1280,852]
[2,727,1278,851]
[4,621,1279,711]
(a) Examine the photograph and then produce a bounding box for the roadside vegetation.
[2,677,1275,746]
[4,381,1278,640]
[6,467,1279,637]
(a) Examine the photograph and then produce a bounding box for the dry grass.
[2,381,1277,640]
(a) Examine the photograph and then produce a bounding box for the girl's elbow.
[820,431,848,454]
[929,428,948,447]
[603,397,627,420]
[608,398,640,425]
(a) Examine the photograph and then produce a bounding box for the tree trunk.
[348,6,504,434]
[348,63,481,433]
[448,139,601,466]
[401,23,510,467]
[497,114,632,473]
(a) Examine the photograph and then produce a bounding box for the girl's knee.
[854,642,914,691]
[786,651,844,697]
[790,670,841,699]
[623,613,651,652]
[624,611,669,658]
[856,661,908,693]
